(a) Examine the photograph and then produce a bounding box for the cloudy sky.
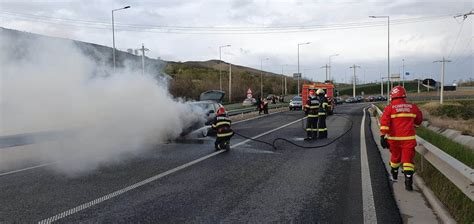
[0,0,472,84]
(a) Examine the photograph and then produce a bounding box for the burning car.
[182,90,226,137]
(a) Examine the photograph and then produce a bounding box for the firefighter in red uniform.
[304,89,319,141]
[380,86,423,191]
[212,107,234,151]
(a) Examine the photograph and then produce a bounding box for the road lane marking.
[360,108,378,223]
[0,162,57,177]
[233,110,284,124]
[6,110,290,177]
[6,112,284,177]
[38,117,304,224]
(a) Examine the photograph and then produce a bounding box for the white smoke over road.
[0,31,205,175]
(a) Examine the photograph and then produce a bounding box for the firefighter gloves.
[380,135,389,149]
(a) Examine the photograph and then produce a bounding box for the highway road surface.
[0,103,402,223]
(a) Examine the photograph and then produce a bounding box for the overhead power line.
[0,10,457,34]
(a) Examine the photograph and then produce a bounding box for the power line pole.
[349,64,361,98]
[136,43,149,75]
[402,59,405,88]
[433,57,451,104]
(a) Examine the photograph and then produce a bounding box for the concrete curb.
[414,176,457,224]
[368,108,456,224]
[422,121,474,151]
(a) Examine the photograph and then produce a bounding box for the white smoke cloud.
[0,31,205,175]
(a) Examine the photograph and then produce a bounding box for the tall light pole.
[219,44,231,91]
[369,15,390,101]
[297,42,311,95]
[260,58,269,98]
[328,54,339,81]
[281,64,288,96]
[112,5,131,72]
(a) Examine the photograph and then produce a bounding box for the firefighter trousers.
[306,116,318,138]
[318,115,327,139]
[388,139,416,172]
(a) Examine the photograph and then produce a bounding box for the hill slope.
[1,27,301,102]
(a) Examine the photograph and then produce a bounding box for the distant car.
[183,90,226,137]
[376,95,387,101]
[355,96,364,102]
[289,96,303,110]
[345,97,356,103]
[335,97,344,105]
[242,98,256,106]
[367,96,376,102]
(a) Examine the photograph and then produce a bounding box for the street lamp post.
[402,59,405,87]
[260,58,269,98]
[219,44,231,91]
[369,15,390,103]
[297,42,311,95]
[328,54,339,81]
[112,6,131,72]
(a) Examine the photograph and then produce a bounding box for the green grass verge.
[414,154,474,223]
[415,126,473,168]
[375,102,473,167]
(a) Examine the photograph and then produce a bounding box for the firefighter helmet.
[390,86,407,99]
[316,89,325,95]
[309,89,316,96]
[216,107,226,116]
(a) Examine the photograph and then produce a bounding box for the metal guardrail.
[372,104,474,201]
[227,104,286,116]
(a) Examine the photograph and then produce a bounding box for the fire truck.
[301,81,336,115]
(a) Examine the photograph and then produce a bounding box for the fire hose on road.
[233,114,354,150]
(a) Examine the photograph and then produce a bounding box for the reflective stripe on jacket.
[380,98,423,140]
[212,115,233,137]
[304,97,320,117]
[318,95,329,116]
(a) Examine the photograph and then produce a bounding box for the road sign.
[405,72,410,76]
[390,74,400,82]
[246,88,252,99]
[293,73,301,78]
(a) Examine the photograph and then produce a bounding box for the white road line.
[7,110,286,177]
[0,162,57,177]
[38,117,304,224]
[3,111,282,177]
[233,110,284,124]
[360,108,378,223]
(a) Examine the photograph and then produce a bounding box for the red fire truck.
[301,81,336,115]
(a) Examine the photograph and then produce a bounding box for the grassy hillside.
[165,60,302,102]
[1,27,304,103]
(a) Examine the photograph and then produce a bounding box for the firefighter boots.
[404,171,414,191]
[390,168,398,181]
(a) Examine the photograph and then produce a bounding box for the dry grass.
[419,102,474,136]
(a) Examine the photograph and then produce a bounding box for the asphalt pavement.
[0,103,402,223]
